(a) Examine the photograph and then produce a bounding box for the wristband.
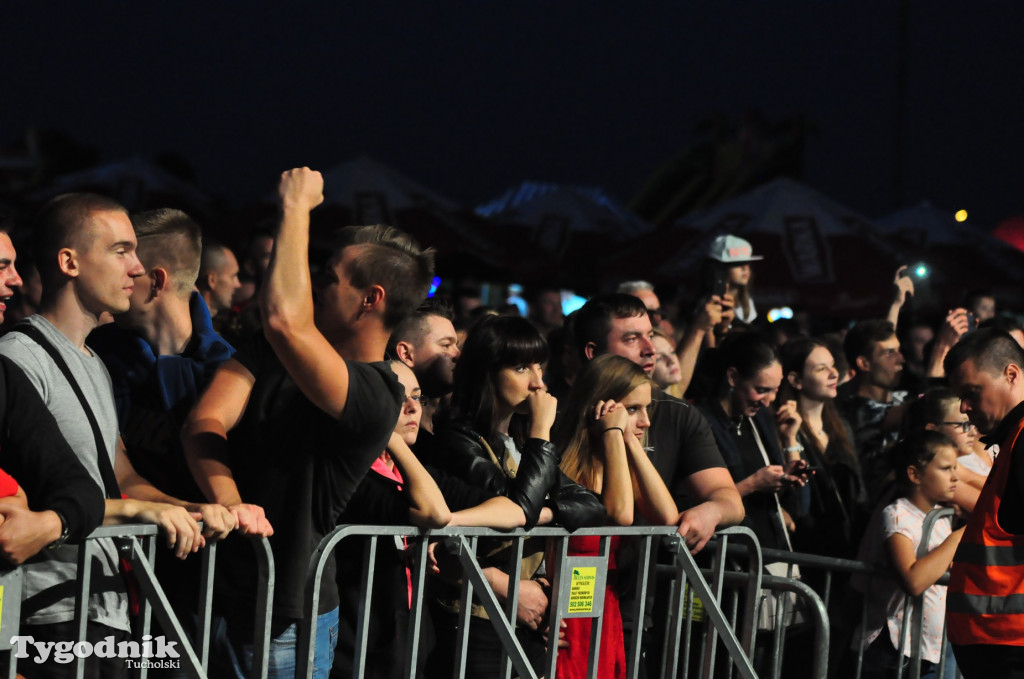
[48,511,70,550]
[602,427,625,435]
[783,445,804,454]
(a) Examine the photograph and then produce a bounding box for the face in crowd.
[651,334,681,390]
[412,314,460,397]
[951,357,1019,435]
[392,362,423,446]
[790,345,839,402]
[0,232,24,323]
[208,248,241,313]
[496,362,545,415]
[728,361,783,417]
[619,380,653,443]
[602,312,657,376]
[75,210,145,316]
[863,334,904,391]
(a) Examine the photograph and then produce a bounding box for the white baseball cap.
[706,234,763,263]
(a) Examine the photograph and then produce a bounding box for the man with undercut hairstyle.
[90,208,235,503]
[387,298,460,439]
[184,168,435,677]
[944,328,1024,677]
[197,238,241,319]
[0,194,232,678]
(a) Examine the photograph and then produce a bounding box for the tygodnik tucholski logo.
[10,635,181,669]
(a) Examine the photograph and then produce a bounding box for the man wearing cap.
[705,233,762,325]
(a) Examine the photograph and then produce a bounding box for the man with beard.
[839,319,908,495]
[387,300,460,445]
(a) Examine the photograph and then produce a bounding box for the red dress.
[556,535,625,679]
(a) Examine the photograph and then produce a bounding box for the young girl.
[856,431,965,679]
[553,355,679,679]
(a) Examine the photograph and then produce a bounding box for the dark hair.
[903,387,960,437]
[386,297,454,357]
[890,430,955,493]
[332,225,436,331]
[944,327,1024,378]
[843,319,895,371]
[778,337,855,464]
[32,193,128,288]
[131,208,203,297]
[443,315,548,447]
[980,314,1024,336]
[572,293,649,364]
[718,330,778,383]
[819,333,850,380]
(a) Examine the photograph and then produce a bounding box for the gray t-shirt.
[0,315,128,631]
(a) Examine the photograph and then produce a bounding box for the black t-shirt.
[219,334,403,626]
[647,389,727,509]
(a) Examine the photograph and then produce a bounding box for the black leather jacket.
[424,420,606,530]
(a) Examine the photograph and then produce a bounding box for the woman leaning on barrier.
[778,337,868,561]
[419,315,605,679]
[553,355,678,679]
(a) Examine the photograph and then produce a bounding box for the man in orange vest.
[945,328,1024,677]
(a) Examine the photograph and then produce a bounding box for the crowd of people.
[0,166,1021,679]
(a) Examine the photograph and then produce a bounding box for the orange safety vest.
[947,413,1024,646]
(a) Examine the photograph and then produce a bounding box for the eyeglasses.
[942,421,975,433]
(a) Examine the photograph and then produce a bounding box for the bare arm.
[594,403,634,526]
[386,434,451,529]
[887,266,914,330]
[261,168,353,419]
[182,359,273,537]
[624,435,678,525]
[886,527,964,597]
[449,496,527,529]
[677,467,744,554]
[677,296,721,395]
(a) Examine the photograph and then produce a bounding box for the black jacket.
[423,420,606,530]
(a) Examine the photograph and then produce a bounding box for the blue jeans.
[232,607,340,679]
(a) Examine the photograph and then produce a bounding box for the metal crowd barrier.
[295,524,827,679]
[12,518,962,679]
[748,507,960,679]
[1,525,275,679]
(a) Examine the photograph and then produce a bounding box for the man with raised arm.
[0,193,229,677]
[183,168,434,676]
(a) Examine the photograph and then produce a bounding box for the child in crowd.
[855,431,964,679]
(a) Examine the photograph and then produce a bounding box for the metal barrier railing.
[2,525,274,679]
[7,514,964,679]
[295,525,827,679]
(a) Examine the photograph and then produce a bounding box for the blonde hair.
[554,355,651,489]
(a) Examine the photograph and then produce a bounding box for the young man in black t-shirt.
[184,168,435,677]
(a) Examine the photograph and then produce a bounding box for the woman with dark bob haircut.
[421,315,605,679]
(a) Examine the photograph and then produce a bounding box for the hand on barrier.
[229,503,274,537]
[135,503,205,560]
[426,540,441,574]
[0,503,62,565]
[676,503,719,555]
[278,167,324,212]
[195,503,238,541]
[543,619,569,649]
[516,579,549,631]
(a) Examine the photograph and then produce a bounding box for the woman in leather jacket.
[423,315,605,678]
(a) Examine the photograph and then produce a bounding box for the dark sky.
[5,2,1024,226]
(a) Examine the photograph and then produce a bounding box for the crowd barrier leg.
[72,539,96,679]
[403,538,431,679]
[251,536,275,679]
[352,536,380,679]
[0,568,23,679]
[195,542,216,674]
[446,534,537,679]
[452,535,475,679]
[666,534,759,679]
[544,535,570,679]
[499,536,526,679]
[625,535,653,679]
[124,537,205,679]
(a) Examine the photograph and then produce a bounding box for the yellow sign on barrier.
[568,567,597,614]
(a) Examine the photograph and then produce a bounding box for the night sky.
[5,2,1024,226]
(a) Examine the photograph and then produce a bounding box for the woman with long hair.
[553,355,678,679]
[425,315,604,678]
[778,337,867,558]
